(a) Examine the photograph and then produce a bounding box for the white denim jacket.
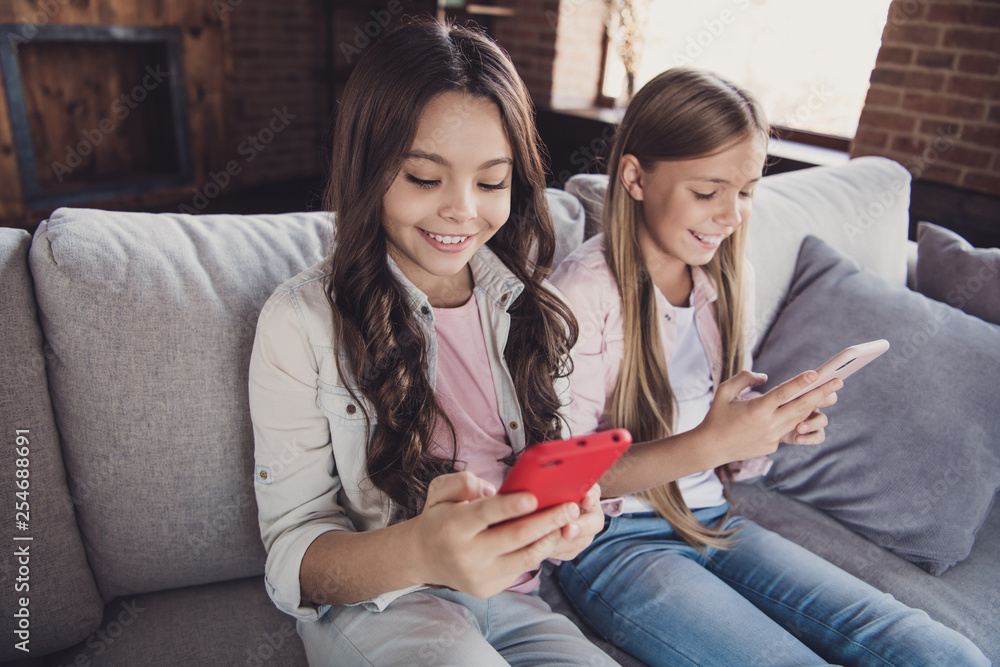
[248,245,569,620]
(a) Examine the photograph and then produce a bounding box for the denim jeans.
[556,504,990,667]
[296,587,622,667]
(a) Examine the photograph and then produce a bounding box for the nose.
[440,182,477,224]
[715,194,744,228]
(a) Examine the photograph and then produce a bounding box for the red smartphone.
[780,339,890,406]
[498,428,632,510]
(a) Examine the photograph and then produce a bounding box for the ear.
[619,154,645,201]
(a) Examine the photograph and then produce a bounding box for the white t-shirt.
[620,303,726,513]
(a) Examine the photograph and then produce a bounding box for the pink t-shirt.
[431,294,539,593]
[430,295,512,491]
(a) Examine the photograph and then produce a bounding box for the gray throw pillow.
[915,221,1000,325]
[753,235,1000,575]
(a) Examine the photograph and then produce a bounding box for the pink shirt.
[431,294,540,593]
[431,295,513,490]
[551,234,771,487]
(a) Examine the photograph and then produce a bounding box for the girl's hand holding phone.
[700,369,841,466]
[412,471,601,599]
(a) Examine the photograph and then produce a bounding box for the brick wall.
[493,0,606,109]
[493,0,560,106]
[224,0,328,191]
[852,0,1000,196]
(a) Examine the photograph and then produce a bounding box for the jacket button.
[509,421,518,430]
[421,305,430,315]
[664,313,671,320]
[500,293,509,303]
[346,404,357,415]
[259,470,268,481]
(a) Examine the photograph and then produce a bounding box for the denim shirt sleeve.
[249,282,433,619]
[249,287,354,621]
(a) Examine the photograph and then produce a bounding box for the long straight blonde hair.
[604,68,768,549]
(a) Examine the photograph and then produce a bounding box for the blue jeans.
[556,504,990,667]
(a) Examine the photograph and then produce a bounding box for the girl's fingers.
[578,483,601,511]
[718,369,768,401]
[425,471,496,508]
[486,501,578,552]
[766,370,820,407]
[469,490,538,529]
[797,410,828,434]
[776,377,842,422]
[819,390,839,409]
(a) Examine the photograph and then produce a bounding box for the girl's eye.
[405,174,438,189]
[739,190,754,199]
[479,182,508,192]
[693,191,715,201]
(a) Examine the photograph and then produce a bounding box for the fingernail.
[567,503,581,520]
[482,483,496,497]
[805,371,818,382]
[566,524,581,539]
[518,494,536,513]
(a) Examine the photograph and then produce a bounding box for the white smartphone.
[780,339,890,406]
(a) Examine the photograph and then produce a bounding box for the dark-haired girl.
[248,19,616,667]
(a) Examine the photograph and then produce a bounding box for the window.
[602,0,893,140]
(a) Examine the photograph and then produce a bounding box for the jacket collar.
[385,244,525,314]
[690,265,719,307]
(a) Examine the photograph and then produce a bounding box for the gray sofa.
[2,156,996,666]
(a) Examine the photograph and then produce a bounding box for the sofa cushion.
[28,209,335,600]
[565,156,912,348]
[46,577,307,667]
[548,186,586,268]
[753,235,1000,575]
[0,228,105,660]
[915,221,1000,325]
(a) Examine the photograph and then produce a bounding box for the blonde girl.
[249,19,617,667]
[551,68,988,667]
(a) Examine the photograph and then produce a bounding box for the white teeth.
[692,231,724,244]
[426,231,469,244]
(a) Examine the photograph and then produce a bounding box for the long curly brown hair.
[324,18,578,518]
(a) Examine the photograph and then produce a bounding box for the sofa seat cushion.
[46,576,307,667]
[28,208,335,600]
[0,229,104,660]
[730,483,999,664]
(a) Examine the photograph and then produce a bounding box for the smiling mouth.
[690,230,726,245]
[420,229,471,245]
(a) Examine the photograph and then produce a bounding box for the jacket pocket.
[317,382,375,429]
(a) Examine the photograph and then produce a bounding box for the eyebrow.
[406,151,513,170]
[693,176,761,186]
